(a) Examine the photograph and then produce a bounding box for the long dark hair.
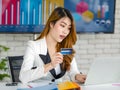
[36,7,77,71]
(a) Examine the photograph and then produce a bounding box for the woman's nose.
[63,29,69,34]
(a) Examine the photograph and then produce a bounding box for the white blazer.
[19,37,79,83]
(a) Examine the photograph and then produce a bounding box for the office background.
[0,0,120,81]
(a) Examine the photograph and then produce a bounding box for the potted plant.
[0,45,10,81]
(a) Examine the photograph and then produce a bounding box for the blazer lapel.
[39,52,56,78]
[55,64,66,79]
[39,52,66,79]
[39,37,66,79]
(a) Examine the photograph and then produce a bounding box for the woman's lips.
[60,35,66,39]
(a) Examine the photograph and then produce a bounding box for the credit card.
[60,48,73,55]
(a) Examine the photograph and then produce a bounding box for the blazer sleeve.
[19,41,47,83]
[68,58,80,81]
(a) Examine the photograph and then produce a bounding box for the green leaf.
[0,58,8,70]
[0,45,10,52]
[0,59,7,70]
[4,67,8,71]
[0,74,10,80]
[0,45,10,81]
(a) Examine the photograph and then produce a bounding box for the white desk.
[0,83,17,90]
[0,82,120,90]
[81,83,120,90]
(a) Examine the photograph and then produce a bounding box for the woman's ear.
[50,22,54,28]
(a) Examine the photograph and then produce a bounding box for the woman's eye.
[60,24,65,27]
[68,27,71,30]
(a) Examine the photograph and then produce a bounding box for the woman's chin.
[57,39,63,43]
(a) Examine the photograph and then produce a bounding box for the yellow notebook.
[58,81,81,90]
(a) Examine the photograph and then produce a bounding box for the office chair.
[8,56,23,82]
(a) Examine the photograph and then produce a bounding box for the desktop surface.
[0,83,18,90]
[0,82,120,90]
[82,83,120,90]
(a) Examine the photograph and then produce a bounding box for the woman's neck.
[46,35,56,46]
[46,34,57,53]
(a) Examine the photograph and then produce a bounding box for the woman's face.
[49,17,71,43]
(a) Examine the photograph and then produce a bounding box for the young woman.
[19,7,86,84]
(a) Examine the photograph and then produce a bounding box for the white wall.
[0,0,120,75]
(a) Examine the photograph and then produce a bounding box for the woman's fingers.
[75,74,86,83]
[51,52,63,67]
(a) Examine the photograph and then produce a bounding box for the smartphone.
[60,48,73,55]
